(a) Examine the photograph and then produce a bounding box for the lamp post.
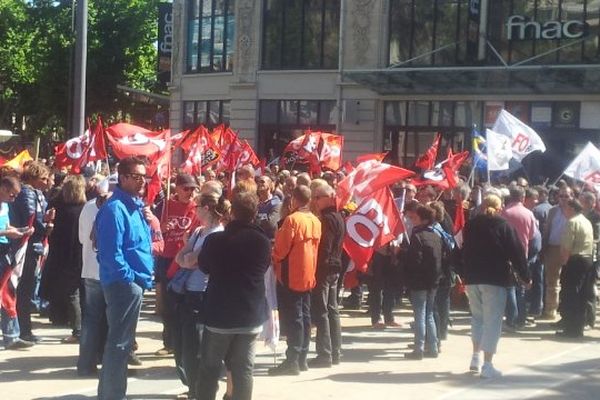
[72,0,87,138]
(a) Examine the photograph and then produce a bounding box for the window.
[389,0,600,67]
[262,0,340,70]
[258,100,337,160]
[182,100,231,129]
[187,0,235,73]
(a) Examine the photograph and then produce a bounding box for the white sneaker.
[469,354,482,372]
[481,363,503,379]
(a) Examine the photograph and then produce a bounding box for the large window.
[259,100,337,160]
[183,100,231,129]
[187,0,235,73]
[384,101,480,166]
[262,0,340,70]
[389,0,600,67]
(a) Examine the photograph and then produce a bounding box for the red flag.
[413,150,469,190]
[54,117,107,173]
[214,127,240,172]
[106,123,169,160]
[180,126,222,175]
[343,187,403,268]
[146,131,172,205]
[442,150,469,189]
[356,152,388,164]
[453,199,465,248]
[280,131,321,169]
[342,161,355,174]
[336,160,414,207]
[319,133,344,171]
[414,133,441,170]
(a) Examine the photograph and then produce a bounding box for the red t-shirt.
[159,199,199,258]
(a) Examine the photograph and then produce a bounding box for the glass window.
[385,101,407,125]
[260,100,279,123]
[299,101,319,125]
[407,101,431,126]
[280,101,299,124]
[182,100,230,129]
[186,0,235,73]
[319,101,337,124]
[262,0,340,69]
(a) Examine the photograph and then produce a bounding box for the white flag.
[492,109,546,161]
[564,142,600,191]
[486,129,512,171]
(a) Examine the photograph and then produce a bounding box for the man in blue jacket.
[95,157,153,400]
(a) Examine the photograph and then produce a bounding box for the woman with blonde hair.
[462,194,530,378]
[40,174,87,343]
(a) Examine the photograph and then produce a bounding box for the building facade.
[169,0,600,180]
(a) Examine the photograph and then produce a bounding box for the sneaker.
[481,363,503,379]
[20,334,41,343]
[332,353,342,365]
[268,360,300,376]
[298,358,309,372]
[372,322,386,329]
[128,352,143,366]
[61,335,79,344]
[469,353,482,372]
[404,350,423,360]
[385,321,402,328]
[6,338,34,350]
[307,356,332,368]
[154,347,173,356]
[423,350,439,359]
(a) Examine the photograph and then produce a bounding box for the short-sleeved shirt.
[561,213,594,257]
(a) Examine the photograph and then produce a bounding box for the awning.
[343,65,600,95]
[116,85,170,106]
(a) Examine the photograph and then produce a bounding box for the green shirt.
[561,213,594,257]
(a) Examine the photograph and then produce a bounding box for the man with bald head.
[270,185,321,375]
[308,183,344,368]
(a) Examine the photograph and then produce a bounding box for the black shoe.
[20,334,41,343]
[268,360,300,376]
[405,351,423,360]
[128,352,143,366]
[77,367,98,377]
[299,358,309,371]
[6,339,34,350]
[555,330,583,339]
[551,319,565,329]
[307,357,332,368]
[332,353,341,365]
[424,350,439,359]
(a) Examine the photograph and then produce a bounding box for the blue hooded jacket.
[95,186,154,289]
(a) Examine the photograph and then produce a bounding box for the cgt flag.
[564,142,600,192]
[492,109,546,161]
[343,187,404,268]
[54,117,107,172]
[106,123,169,160]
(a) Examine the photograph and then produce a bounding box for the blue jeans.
[1,260,20,347]
[197,328,258,400]
[277,284,311,363]
[77,279,107,375]
[466,284,507,354]
[527,260,544,316]
[98,281,143,400]
[409,289,438,353]
[506,285,527,326]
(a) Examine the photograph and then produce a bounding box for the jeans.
[409,289,438,353]
[506,285,527,326]
[1,260,20,347]
[527,260,544,316]
[98,281,143,400]
[156,256,175,349]
[311,273,342,360]
[197,328,258,400]
[16,246,40,338]
[277,284,310,363]
[368,253,400,324]
[78,279,107,375]
[173,291,204,398]
[434,285,451,340]
[466,284,507,354]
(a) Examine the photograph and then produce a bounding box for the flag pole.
[34,137,41,161]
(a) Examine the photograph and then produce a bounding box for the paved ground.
[1,293,600,400]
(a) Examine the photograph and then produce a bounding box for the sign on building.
[158,3,173,87]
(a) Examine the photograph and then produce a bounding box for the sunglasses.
[125,173,149,182]
[181,186,196,192]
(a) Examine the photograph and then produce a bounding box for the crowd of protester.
[0,156,598,399]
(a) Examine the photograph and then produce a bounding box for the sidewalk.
[1,294,600,400]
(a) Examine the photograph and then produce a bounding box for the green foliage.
[0,0,162,140]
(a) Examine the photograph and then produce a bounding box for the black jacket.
[462,214,529,287]
[316,207,345,278]
[404,225,443,291]
[199,220,272,329]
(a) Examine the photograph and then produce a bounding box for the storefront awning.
[343,65,600,95]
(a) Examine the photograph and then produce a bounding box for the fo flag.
[336,160,414,207]
[343,187,404,268]
[106,123,169,160]
[564,142,600,192]
[492,110,546,161]
[486,129,512,171]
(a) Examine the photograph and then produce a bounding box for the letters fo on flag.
[486,129,513,171]
[343,187,404,268]
[492,109,546,161]
[564,142,600,191]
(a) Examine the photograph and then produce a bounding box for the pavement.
[2,293,600,400]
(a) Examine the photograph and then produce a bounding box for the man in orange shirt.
[269,185,321,376]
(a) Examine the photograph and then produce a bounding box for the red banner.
[343,187,404,268]
[54,117,107,173]
[106,123,169,160]
[319,133,344,171]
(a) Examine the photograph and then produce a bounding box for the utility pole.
[72,0,87,138]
